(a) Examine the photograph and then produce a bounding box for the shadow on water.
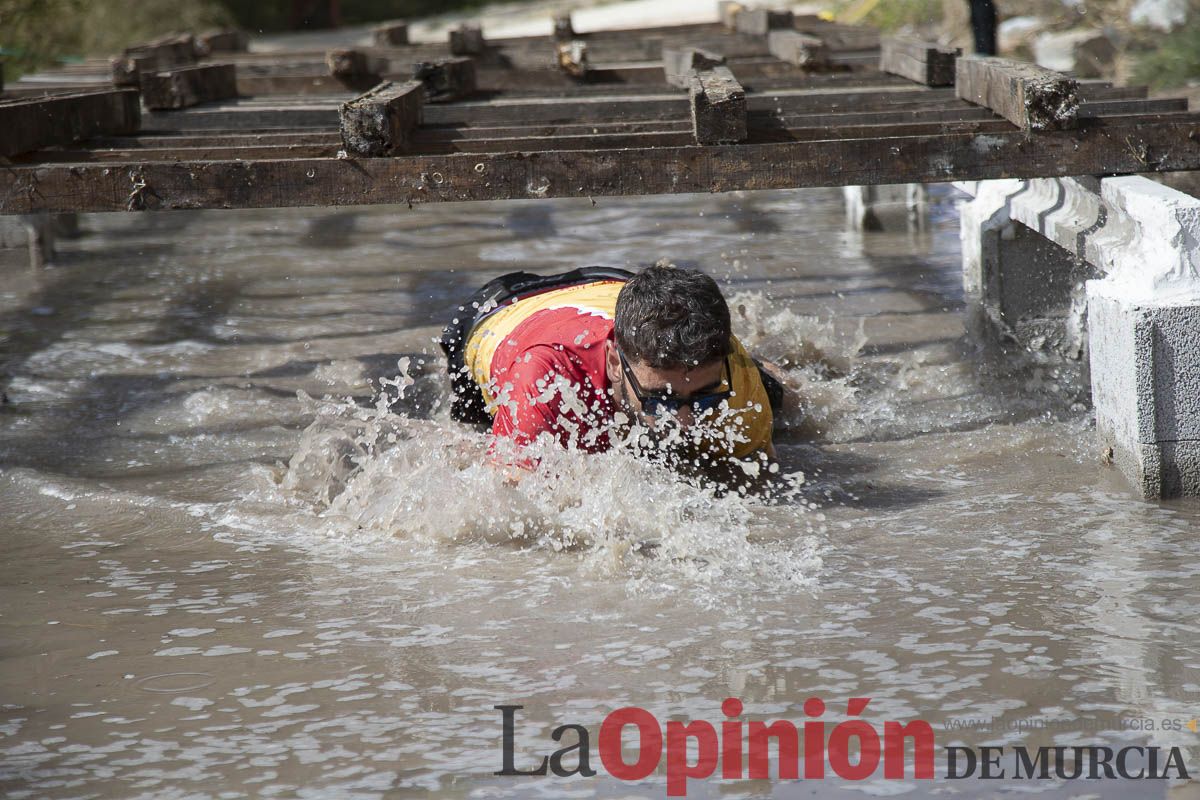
[303,211,360,250]
[783,445,947,511]
[0,244,175,395]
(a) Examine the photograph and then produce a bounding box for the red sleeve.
[490,345,573,448]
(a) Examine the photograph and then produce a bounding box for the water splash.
[278,357,823,598]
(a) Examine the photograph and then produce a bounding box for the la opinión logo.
[497,697,933,796]
[496,698,1190,796]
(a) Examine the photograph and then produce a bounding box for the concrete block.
[0,212,55,268]
[1033,29,1116,79]
[955,178,1023,297]
[843,183,928,233]
[1089,287,1200,498]
[959,177,1097,357]
[964,175,1200,499]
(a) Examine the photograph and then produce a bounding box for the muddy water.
[2,188,1200,799]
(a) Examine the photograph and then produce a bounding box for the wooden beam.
[140,63,239,110]
[690,66,747,144]
[373,20,409,47]
[6,116,1200,213]
[956,55,1079,131]
[0,89,140,157]
[553,14,575,41]
[413,57,476,102]
[450,24,486,56]
[325,49,385,82]
[338,80,423,156]
[736,8,793,36]
[134,85,946,130]
[767,30,829,68]
[663,47,724,89]
[197,30,249,55]
[879,37,958,86]
[112,34,198,87]
[129,82,1144,133]
[25,108,1195,162]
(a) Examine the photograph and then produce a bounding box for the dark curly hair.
[614,264,732,369]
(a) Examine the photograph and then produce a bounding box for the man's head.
[607,264,733,428]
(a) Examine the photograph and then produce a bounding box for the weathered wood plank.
[339,80,423,156]
[767,30,829,68]
[141,63,239,110]
[663,47,724,89]
[879,37,958,85]
[690,66,747,144]
[413,57,477,101]
[197,30,249,55]
[5,116,1200,213]
[0,89,141,157]
[29,108,1196,162]
[325,49,386,85]
[956,55,1079,131]
[112,34,198,87]
[450,24,486,56]
[130,82,1145,133]
[735,8,793,36]
[373,20,409,47]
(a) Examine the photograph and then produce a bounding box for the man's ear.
[604,339,620,376]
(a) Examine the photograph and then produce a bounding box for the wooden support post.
[767,30,829,68]
[689,66,747,145]
[0,89,140,157]
[413,57,476,102]
[956,55,1079,131]
[141,63,238,109]
[373,20,409,46]
[736,8,794,36]
[112,33,198,86]
[718,1,744,29]
[339,80,424,156]
[197,30,249,55]
[325,49,386,90]
[663,47,725,89]
[879,37,959,86]
[553,14,575,42]
[112,54,150,87]
[449,24,486,56]
[556,41,589,78]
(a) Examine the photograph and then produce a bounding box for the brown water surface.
[2,188,1199,798]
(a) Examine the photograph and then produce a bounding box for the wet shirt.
[463,280,773,459]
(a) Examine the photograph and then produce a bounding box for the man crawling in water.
[439,263,796,482]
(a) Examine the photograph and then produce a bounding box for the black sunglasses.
[616,348,732,418]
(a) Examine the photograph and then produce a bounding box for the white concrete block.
[966,175,1200,497]
[843,183,929,232]
[1088,286,1200,497]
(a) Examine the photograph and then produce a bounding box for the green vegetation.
[827,0,943,31]
[0,0,522,79]
[1131,20,1200,88]
[1,0,231,78]
[856,0,943,31]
